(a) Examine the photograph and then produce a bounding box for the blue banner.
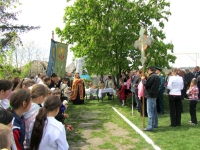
[46,39,56,76]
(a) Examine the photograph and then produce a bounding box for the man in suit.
[155,67,165,114]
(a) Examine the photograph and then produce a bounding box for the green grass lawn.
[67,95,200,150]
[114,95,200,150]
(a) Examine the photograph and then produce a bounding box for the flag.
[46,39,56,76]
[54,42,68,78]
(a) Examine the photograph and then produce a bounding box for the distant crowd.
[96,66,200,131]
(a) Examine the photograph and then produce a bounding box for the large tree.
[0,0,39,51]
[56,0,176,79]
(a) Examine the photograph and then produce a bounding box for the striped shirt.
[186,86,199,100]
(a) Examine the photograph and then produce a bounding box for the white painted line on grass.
[112,107,161,150]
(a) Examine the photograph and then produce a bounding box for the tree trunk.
[115,66,121,87]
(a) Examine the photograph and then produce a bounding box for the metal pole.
[196,54,198,66]
[142,67,145,128]
[132,92,134,116]
[52,31,54,40]
[142,46,145,129]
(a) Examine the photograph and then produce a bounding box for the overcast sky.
[18,0,200,67]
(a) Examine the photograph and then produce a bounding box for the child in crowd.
[186,78,199,125]
[0,108,14,150]
[11,77,21,91]
[0,124,12,150]
[38,75,47,84]
[23,84,48,149]
[15,79,35,91]
[47,88,52,97]
[9,89,32,150]
[62,100,74,131]
[44,76,51,87]
[0,79,13,109]
[0,107,13,127]
[60,78,71,102]
[30,96,69,150]
[52,89,68,124]
[90,85,97,100]
[116,78,126,106]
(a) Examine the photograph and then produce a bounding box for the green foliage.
[56,0,176,77]
[83,78,92,88]
[0,50,31,79]
[0,0,39,51]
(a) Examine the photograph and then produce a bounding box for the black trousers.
[190,100,197,124]
[138,98,148,117]
[156,90,164,113]
[169,95,182,126]
[198,81,200,98]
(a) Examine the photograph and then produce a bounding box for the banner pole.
[52,31,54,40]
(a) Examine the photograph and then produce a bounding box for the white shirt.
[39,117,69,150]
[38,80,44,84]
[167,76,183,95]
[0,99,9,109]
[61,84,68,97]
[36,78,42,84]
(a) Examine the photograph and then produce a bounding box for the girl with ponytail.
[30,96,69,150]
[23,84,48,149]
[15,79,35,91]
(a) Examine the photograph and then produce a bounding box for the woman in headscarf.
[70,73,85,104]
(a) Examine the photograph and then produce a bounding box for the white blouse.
[0,99,9,109]
[167,75,184,95]
[39,117,69,150]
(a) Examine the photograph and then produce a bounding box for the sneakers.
[122,100,124,106]
[189,121,197,125]
[142,128,153,131]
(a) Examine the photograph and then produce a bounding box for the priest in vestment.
[70,73,85,104]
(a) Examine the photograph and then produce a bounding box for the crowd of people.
[0,65,200,149]
[0,72,86,150]
[113,66,200,131]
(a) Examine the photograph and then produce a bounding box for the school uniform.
[23,103,40,149]
[11,111,26,150]
[38,117,69,150]
[55,104,66,124]
[0,99,9,109]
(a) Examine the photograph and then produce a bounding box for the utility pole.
[173,53,200,66]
